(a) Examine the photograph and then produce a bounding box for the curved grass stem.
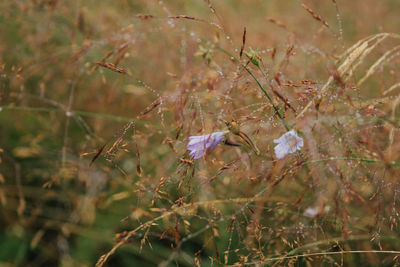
[217,46,290,131]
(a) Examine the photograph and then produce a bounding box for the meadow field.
[1,0,400,266]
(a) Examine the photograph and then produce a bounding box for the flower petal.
[273,130,304,159]
[186,131,225,159]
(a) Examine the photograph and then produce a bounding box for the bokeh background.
[1,0,400,266]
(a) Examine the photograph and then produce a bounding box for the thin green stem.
[1,105,134,123]
[241,249,400,266]
[217,46,290,131]
[303,157,400,167]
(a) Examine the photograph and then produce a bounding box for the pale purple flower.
[304,205,330,218]
[303,207,319,218]
[273,130,304,159]
[187,132,225,159]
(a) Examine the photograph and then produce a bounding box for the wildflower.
[273,130,304,159]
[303,207,319,218]
[187,132,226,159]
[304,205,330,218]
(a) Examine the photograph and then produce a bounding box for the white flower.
[303,207,319,218]
[304,205,330,218]
[187,132,225,159]
[273,130,304,159]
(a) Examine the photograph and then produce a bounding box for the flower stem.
[217,46,290,131]
[303,157,400,167]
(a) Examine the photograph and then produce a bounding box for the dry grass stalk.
[248,250,400,265]
[95,195,284,267]
[296,41,368,118]
[343,35,388,82]
[388,95,400,158]
[168,15,206,23]
[267,18,287,29]
[95,62,128,75]
[239,27,246,59]
[301,3,329,28]
[336,33,388,63]
[358,45,400,86]
[296,33,400,118]
[383,82,400,95]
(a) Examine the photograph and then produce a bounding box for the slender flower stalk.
[217,46,290,131]
[187,131,227,159]
[274,130,304,159]
[225,119,260,155]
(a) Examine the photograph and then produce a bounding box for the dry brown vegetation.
[1,0,400,266]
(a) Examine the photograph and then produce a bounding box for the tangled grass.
[1,0,400,266]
